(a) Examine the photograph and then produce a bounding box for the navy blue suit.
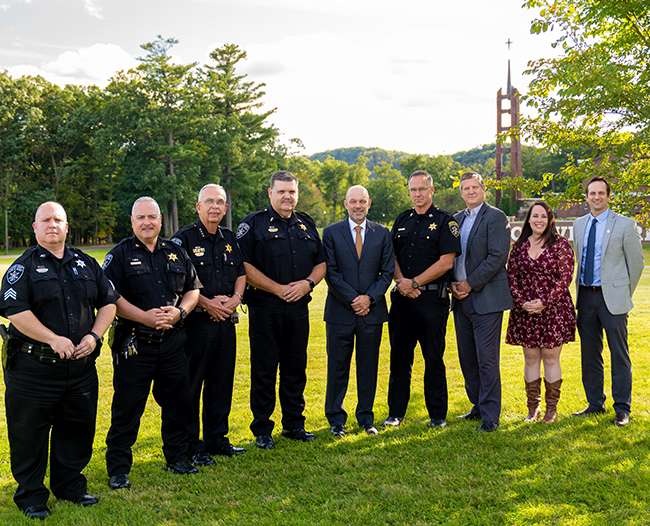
[322,219,394,427]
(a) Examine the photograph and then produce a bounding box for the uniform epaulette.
[115,236,133,247]
[295,211,314,222]
[14,246,38,264]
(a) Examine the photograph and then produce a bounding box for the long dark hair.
[514,201,560,249]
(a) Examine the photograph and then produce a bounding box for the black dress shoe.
[571,406,606,416]
[330,424,345,437]
[256,435,275,450]
[109,473,130,490]
[383,416,404,427]
[362,424,378,435]
[191,452,216,466]
[65,494,99,507]
[614,412,630,426]
[209,444,247,457]
[281,428,316,442]
[164,459,199,474]
[429,418,447,428]
[477,421,499,433]
[457,411,481,421]
[22,503,50,519]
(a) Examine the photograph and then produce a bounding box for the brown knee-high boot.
[524,378,542,422]
[542,378,562,424]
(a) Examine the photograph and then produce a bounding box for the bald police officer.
[237,171,326,450]
[103,197,201,490]
[0,201,118,520]
[172,184,247,463]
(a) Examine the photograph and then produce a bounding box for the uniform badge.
[299,224,307,231]
[6,264,24,284]
[102,254,113,270]
[236,223,250,239]
[193,247,205,257]
[225,244,232,253]
[428,223,437,231]
[168,253,178,262]
[268,227,278,233]
[4,288,17,301]
[449,221,460,237]
[36,266,49,274]
[171,237,182,246]
[75,259,86,268]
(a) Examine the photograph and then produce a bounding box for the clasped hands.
[51,333,97,360]
[521,299,546,314]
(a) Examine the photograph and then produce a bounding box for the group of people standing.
[0,170,644,520]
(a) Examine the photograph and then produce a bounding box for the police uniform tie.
[355,225,363,259]
[584,217,597,286]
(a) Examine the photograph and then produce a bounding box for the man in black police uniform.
[236,171,326,450]
[103,196,201,490]
[384,170,460,429]
[0,201,118,520]
[172,184,246,463]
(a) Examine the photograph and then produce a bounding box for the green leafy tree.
[520,0,650,222]
[400,154,462,190]
[366,163,411,225]
[317,156,350,223]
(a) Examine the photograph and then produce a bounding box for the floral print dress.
[505,236,576,348]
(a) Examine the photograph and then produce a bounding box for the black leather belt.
[580,285,602,292]
[18,341,70,366]
[420,283,443,291]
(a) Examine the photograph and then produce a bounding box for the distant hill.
[308,147,411,174]
[308,144,498,174]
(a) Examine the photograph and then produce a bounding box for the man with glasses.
[384,171,460,429]
[172,184,247,464]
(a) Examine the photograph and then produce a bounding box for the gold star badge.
[300,224,307,231]
[168,253,178,262]
[225,244,232,253]
[429,222,437,231]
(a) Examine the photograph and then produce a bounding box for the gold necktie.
[355,225,363,259]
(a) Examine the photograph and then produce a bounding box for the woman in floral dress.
[506,201,576,424]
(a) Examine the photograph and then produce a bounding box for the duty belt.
[18,341,70,366]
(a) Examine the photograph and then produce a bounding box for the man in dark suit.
[572,176,644,426]
[451,172,512,433]
[322,185,394,437]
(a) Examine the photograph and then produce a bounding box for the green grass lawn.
[0,253,649,524]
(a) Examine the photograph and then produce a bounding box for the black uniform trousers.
[4,352,98,509]
[325,318,383,428]
[248,300,309,436]
[105,330,191,476]
[387,290,450,420]
[577,288,632,414]
[453,294,503,423]
[184,312,237,456]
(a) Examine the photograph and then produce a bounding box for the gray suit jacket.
[574,210,644,315]
[453,203,513,314]
[323,219,394,325]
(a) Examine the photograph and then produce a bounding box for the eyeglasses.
[201,198,226,207]
[408,186,431,194]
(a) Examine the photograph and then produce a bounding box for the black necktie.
[584,217,597,286]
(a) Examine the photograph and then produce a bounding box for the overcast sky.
[0,0,559,156]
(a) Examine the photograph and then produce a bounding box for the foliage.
[366,163,411,224]
[520,0,650,223]
[309,147,410,175]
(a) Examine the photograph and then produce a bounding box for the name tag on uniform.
[131,259,142,266]
[268,227,278,233]
[36,266,49,273]
[398,228,406,231]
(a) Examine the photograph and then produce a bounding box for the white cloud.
[83,0,104,19]
[0,5,10,12]
[8,43,138,87]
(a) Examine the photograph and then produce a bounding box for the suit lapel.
[467,205,487,248]
[602,211,616,255]
[360,221,376,261]
[340,220,359,260]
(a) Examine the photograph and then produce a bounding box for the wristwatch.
[178,307,187,320]
[411,280,419,289]
[306,279,315,291]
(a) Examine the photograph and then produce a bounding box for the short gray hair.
[408,170,433,187]
[270,171,299,189]
[131,196,161,216]
[459,172,485,190]
[198,184,226,203]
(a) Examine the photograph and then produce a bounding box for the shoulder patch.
[236,223,250,239]
[171,237,182,246]
[449,221,460,237]
[6,264,25,285]
[102,254,113,271]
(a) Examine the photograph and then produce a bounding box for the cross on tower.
[506,38,513,51]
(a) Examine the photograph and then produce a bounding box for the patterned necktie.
[355,225,363,259]
[584,217,597,286]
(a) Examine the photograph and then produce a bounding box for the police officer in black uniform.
[172,184,246,464]
[384,171,461,429]
[103,197,201,491]
[236,171,326,450]
[0,201,118,520]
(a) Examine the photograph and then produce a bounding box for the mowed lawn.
[0,248,648,525]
